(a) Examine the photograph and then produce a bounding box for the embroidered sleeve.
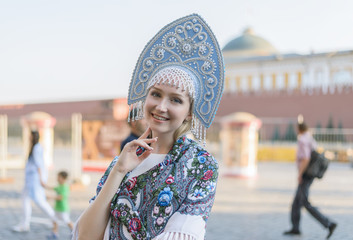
[152,212,204,240]
[89,156,119,203]
[153,232,196,240]
[178,149,218,223]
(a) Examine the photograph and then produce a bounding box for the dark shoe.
[46,232,58,240]
[283,229,301,236]
[326,223,337,239]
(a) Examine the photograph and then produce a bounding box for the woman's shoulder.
[33,143,43,150]
[32,143,43,154]
[180,137,217,164]
[183,137,214,153]
[179,138,218,184]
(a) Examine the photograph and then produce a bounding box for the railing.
[259,127,353,146]
[311,128,353,150]
[258,126,353,162]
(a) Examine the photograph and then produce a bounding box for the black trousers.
[290,174,332,231]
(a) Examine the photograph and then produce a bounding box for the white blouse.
[73,154,206,240]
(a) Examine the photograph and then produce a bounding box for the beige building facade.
[223,28,353,96]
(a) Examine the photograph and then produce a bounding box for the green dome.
[223,28,278,56]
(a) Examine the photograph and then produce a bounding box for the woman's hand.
[297,175,303,184]
[114,128,157,174]
[76,130,157,240]
[40,179,46,188]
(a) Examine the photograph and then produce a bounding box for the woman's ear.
[185,114,192,122]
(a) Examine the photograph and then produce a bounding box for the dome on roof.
[222,28,278,57]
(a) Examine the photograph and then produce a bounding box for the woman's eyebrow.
[152,86,186,98]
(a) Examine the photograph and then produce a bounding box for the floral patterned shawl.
[91,135,218,240]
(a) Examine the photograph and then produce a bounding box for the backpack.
[304,150,330,179]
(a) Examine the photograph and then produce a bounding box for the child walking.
[46,171,73,239]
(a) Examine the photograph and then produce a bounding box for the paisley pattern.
[91,136,218,240]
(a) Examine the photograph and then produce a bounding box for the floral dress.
[90,136,218,240]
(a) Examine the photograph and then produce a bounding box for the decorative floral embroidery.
[127,177,137,191]
[165,175,174,184]
[158,187,173,206]
[129,218,142,232]
[92,136,218,239]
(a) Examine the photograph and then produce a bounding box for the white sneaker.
[12,225,30,232]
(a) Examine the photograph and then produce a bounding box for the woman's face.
[144,83,191,138]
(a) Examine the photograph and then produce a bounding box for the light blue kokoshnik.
[128,13,224,142]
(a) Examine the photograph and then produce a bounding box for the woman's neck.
[150,134,174,154]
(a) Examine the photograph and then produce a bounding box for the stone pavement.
[0,161,352,240]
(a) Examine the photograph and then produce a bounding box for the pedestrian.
[45,171,74,239]
[73,13,224,239]
[284,122,337,239]
[120,109,148,151]
[12,130,57,233]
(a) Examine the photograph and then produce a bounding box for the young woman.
[12,131,57,233]
[74,14,224,240]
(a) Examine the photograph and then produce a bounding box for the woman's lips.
[152,113,169,121]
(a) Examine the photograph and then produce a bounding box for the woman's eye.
[171,98,182,104]
[151,92,160,97]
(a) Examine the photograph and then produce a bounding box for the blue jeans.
[290,174,332,231]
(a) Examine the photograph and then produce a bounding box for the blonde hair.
[173,98,194,141]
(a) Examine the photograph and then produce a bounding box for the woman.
[75,14,224,240]
[12,130,57,233]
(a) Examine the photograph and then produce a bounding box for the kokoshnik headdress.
[128,14,224,144]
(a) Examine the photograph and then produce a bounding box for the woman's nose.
[156,99,167,112]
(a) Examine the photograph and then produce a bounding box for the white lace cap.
[147,66,196,99]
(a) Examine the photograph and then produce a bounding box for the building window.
[253,76,260,91]
[241,77,248,92]
[316,70,324,87]
[264,75,272,91]
[302,72,310,89]
[332,69,352,86]
[230,77,237,93]
[289,73,297,90]
[277,74,285,90]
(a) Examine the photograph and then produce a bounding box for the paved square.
[1,161,352,240]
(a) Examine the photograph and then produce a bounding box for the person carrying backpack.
[283,122,337,239]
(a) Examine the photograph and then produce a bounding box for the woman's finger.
[142,137,158,144]
[139,127,151,140]
[127,138,156,151]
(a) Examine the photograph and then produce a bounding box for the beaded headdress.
[128,14,224,144]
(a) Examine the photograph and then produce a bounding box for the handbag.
[304,150,330,179]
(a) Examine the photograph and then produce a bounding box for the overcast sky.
[1,0,352,105]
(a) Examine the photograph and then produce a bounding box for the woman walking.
[12,130,57,233]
